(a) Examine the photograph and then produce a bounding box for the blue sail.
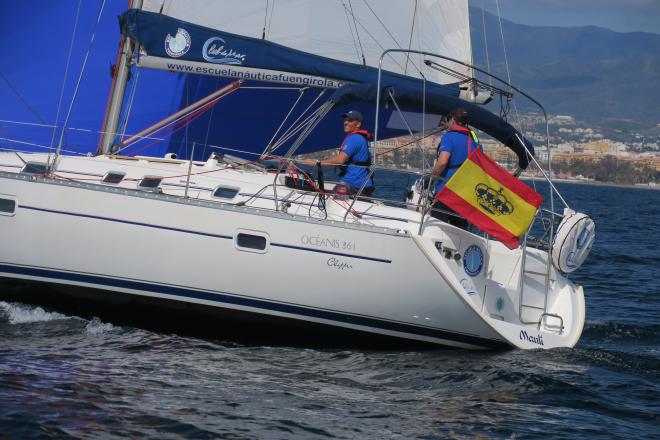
[0,2,532,168]
[0,1,185,158]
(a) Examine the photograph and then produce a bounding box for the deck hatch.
[138,175,163,190]
[102,171,126,184]
[20,162,48,175]
[212,185,239,200]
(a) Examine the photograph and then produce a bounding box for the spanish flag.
[435,149,543,249]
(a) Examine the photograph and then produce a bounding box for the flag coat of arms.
[435,149,543,249]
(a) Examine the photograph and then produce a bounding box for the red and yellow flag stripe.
[436,149,542,249]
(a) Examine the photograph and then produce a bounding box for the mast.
[97,0,142,155]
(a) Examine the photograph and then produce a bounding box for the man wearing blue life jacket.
[304,110,374,196]
[430,107,481,228]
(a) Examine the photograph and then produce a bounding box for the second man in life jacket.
[431,107,482,228]
[303,110,374,196]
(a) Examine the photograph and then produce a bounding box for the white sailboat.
[0,0,594,349]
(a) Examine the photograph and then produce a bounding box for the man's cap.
[342,110,363,122]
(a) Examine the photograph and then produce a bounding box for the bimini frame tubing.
[373,49,570,326]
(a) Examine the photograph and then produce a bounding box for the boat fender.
[551,209,595,273]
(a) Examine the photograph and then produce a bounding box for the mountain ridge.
[469,7,660,127]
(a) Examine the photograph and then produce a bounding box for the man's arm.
[300,152,349,166]
[432,151,450,179]
[318,152,350,165]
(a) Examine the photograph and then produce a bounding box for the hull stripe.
[0,264,508,349]
[19,205,391,263]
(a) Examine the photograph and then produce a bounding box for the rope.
[53,155,266,183]
[375,128,441,158]
[284,159,360,219]
[268,89,328,154]
[267,0,276,39]
[480,0,493,86]
[201,77,221,161]
[342,2,360,62]
[118,67,141,142]
[494,0,527,135]
[495,0,513,88]
[116,83,239,154]
[404,0,418,75]
[0,71,47,124]
[283,100,334,158]
[55,0,107,158]
[361,0,423,76]
[342,1,363,65]
[117,91,226,156]
[263,87,307,157]
[49,0,83,155]
[0,136,85,156]
[262,0,269,39]
[347,1,366,65]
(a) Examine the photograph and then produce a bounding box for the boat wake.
[0,301,118,335]
[85,317,118,335]
[0,301,68,324]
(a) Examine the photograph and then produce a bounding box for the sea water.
[1,181,658,439]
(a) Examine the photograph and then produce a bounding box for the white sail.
[140,0,472,85]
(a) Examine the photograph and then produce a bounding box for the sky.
[473,0,660,34]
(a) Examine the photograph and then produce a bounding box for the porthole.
[102,171,126,184]
[235,230,269,254]
[0,196,17,216]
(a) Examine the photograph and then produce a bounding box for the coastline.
[375,164,659,191]
[523,176,659,190]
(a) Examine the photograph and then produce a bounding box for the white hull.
[0,153,585,349]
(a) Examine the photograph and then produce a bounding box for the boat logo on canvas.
[463,245,483,277]
[203,37,246,65]
[165,28,191,58]
[519,330,544,346]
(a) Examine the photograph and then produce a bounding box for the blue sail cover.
[119,9,468,160]
[119,9,533,166]
[121,10,461,98]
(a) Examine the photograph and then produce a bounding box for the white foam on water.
[85,317,117,335]
[0,301,69,324]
